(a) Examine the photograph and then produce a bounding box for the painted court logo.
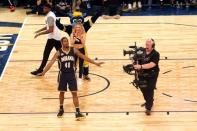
[0,34,18,78]
[0,21,22,80]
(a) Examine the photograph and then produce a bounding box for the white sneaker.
[138,1,142,8]
[132,2,137,9]
[176,1,180,8]
[128,4,132,10]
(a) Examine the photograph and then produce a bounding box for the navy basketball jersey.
[58,47,75,73]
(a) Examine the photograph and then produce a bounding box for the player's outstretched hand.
[34,30,39,34]
[37,72,45,76]
[95,62,104,67]
[34,34,39,39]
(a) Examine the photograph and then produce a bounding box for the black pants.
[132,0,142,3]
[74,48,89,78]
[103,5,121,16]
[176,0,185,3]
[75,48,84,78]
[38,39,61,70]
[139,72,159,110]
[83,66,89,76]
[122,0,133,4]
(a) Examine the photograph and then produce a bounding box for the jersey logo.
[61,55,74,62]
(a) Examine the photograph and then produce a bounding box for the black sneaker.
[145,109,151,116]
[31,69,43,76]
[75,112,86,121]
[83,75,91,81]
[57,109,64,118]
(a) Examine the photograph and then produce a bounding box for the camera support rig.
[123,42,146,89]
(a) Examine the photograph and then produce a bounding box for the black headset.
[150,38,155,48]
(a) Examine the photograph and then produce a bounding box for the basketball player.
[134,39,160,115]
[31,3,61,76]
[39,37,104,120]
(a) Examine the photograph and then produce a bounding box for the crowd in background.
[1,0,197,17]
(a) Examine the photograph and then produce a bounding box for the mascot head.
[70,10,84,26]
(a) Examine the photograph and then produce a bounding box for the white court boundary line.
[0,17,27,81]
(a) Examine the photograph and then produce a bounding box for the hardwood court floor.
[0,8,197,130]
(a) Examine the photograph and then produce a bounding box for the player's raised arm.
[40,51,59,76]
[74,49,104,66]
[35,26,47,34]
[34,16,55,39]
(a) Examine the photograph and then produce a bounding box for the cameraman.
[134,39,160,116]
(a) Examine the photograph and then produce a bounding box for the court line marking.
[0,110,197,115]
[162,93,197,103]
[0,17,27,81]
[42,72,110,99]
[7,58,197,62]
[182,65,195,69]
[24,22,197,27]
[162,70,172,74]
[162,65,197,103]
[184,99,197,102]
[162,93,173,97]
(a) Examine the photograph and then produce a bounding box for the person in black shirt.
[134,39,160,116]
[54,0,71,16]
[39,37,104,120]
[103,0,121,19]
[26,0,48,15]
[91,0,103,5]
[91,0,104,15]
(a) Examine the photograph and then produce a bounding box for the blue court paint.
[0,34,18,77]
[0,22,22,27]
[0,22,22,78]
